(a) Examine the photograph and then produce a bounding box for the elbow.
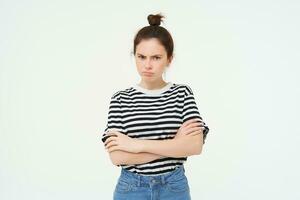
[176,135,204,157]
[194,145,203,155]
[111,158,120,166]
[191,141,202,155]
[108,151,124,166]
[191,135,204,155]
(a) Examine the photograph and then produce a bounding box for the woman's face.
[134,38,172,82]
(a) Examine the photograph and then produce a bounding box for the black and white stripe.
[101,83,209,176]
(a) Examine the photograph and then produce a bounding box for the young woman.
[101,13,209,200]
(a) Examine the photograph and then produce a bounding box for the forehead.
[136,38,166,56]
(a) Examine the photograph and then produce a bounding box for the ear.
[167,55,173,65]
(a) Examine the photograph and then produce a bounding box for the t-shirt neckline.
[133,82,174,95]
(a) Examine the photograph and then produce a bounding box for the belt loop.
[138,176,140,187]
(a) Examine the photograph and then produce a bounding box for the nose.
[144,58,152,70]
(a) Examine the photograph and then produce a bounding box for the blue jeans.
[113,165,191,200]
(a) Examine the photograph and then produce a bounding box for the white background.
[1,1,299,199]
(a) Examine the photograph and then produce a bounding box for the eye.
[154,56,161,60]
[138,55,145,59]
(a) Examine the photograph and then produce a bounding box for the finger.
[107,145,119,153]
[105,134,118,141]
[192,118,204,125]
[104,136,116,145]
[184,123,203,134]
[185,126,204,135]
[108,128,119,132]
[114,131,121,137]
[178,119,195,132]
[182,118,199,128]
[185,127,201,134]
[105,141,117,149]
[186,121,204,129]
[112,132,122,138]
[189,118,204,127]
[104,136,117,146]
[189,129,204,136]
[107,130,119,136]
[177,123,201,136]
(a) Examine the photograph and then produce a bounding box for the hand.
[104,129,142,153]
[174,118,205,140]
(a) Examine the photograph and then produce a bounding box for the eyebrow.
[137,53,163,57]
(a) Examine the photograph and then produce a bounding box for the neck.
[138,79,168,90]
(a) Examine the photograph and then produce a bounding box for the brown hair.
[132,13,174,60]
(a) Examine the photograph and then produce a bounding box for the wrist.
[134,139,145,153]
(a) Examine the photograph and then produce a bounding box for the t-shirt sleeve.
[101,93,126,144]
[182,85,210,144]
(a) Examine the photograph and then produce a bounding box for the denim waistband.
[118,165,186,187]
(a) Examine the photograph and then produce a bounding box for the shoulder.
[110,86,135,100]
[173,83,194,96]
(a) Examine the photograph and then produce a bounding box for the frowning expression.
[135,38,172,81]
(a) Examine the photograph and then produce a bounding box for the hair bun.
[147,13,164,26]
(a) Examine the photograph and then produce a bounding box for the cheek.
[135,63,143,73]
[135,60,141,68]
[136,59,144,65]
[158,59,168,66]
[158,63,167,71]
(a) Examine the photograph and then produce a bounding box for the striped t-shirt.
[101,82,209,176]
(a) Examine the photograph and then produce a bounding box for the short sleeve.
[101,92,126,144]
[182,85,210,144]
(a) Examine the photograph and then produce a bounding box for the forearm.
[109,150,165,166]
[137,134,203,157]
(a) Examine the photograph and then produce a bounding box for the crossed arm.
[103,119,205,166]
[108,151,165,166]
